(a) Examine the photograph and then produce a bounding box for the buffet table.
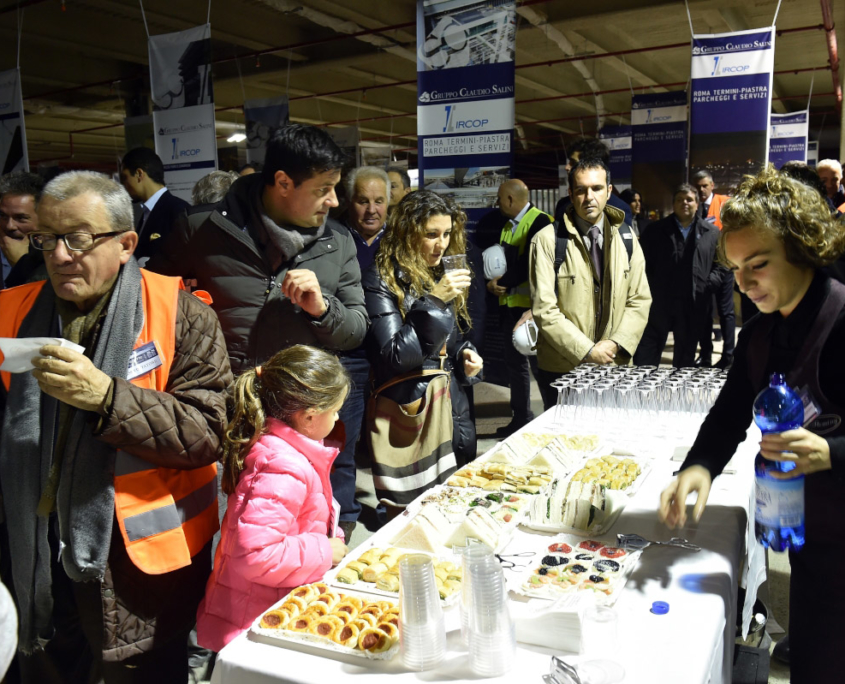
[211,411,764,684]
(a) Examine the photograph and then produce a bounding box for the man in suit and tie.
[529,158,651,409]
[120,147,189,266]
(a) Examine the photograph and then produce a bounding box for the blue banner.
[598,125,632,191]
[689,27,775,194]
[416,0,516,236]
[631,91,687,217]
[769,110,808,168]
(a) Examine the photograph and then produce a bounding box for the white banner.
[0,68,28,173]
[148,24,217,202]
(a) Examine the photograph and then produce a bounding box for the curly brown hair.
[375,190,472,328]
[221,345,349,495]
[719,164,845,268]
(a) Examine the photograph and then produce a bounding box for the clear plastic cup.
[399,554,446,670]
[580,605,619,659]
[441,254,467,272]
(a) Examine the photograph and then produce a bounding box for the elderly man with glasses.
[0,171,232,683]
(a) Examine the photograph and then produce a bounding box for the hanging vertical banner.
[327,126,360,168]
[769,110,808,168]
[0,68,29,174]
[807,140,819,168]
[416,0,516,237]
[631,91,688,217]
[689,27,775,193]
[244,96,289,165]
[598,125,632,191]
[148,24,217,202]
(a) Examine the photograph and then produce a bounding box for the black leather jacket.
[362,262,480,464]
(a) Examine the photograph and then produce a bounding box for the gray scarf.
[0,258,144,652]
[249,181,325,263]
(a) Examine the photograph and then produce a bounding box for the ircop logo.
[171,137,201,161]
[442,105,489,133]
[419,91,431,103]
[711,56,750,75]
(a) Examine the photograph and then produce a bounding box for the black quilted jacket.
[362,263,480,465]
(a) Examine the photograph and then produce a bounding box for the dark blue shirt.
[348,224,384,272]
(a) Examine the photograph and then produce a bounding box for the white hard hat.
[513,318,539,356]
[482,244,507,280]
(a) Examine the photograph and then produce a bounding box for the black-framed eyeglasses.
[29,231,127,252]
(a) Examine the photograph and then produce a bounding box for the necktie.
[137,205,151,234]
[699,202,708,220]
[588,224,603,280]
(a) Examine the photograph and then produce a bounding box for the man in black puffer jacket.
[147,125,368,375]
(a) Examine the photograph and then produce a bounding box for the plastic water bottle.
[752,373,805,552]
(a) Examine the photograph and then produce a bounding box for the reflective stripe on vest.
[499,205,550,308]
[0,270,218,575]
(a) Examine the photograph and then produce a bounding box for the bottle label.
[755,476,804,529]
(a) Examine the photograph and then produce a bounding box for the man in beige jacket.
[529,158,651,409]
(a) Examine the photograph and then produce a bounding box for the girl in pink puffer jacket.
[196,345,350,651]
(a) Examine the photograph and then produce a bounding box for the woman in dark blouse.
[658,166,845,683]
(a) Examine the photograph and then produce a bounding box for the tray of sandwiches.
[478,432,603,476]
[511,535,642,606]
[524,456,650,535]
[389,493,520,554]
[329,544,463,605]
[250,582,400,660]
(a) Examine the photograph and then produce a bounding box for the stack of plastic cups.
[398,554,446,671]
[467,552,516,676]
[459,541,496,645]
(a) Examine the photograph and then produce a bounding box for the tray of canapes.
[329,545,462,605]
[512,536,642,606]
[250,582,400,660]
[445,462,554,494]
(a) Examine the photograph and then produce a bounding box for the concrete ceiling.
[3,0,841,177]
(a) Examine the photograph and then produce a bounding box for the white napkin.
[0,338,86,373]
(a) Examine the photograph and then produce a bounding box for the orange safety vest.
[0,270,218,575]
[707,193,728,230]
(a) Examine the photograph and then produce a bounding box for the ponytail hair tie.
[255,365,262,378]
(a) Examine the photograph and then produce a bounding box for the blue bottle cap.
[651,601,670,615]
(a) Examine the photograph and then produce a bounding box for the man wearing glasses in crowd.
[0,171,231,682]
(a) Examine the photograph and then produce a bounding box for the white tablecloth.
[211,413,764,684]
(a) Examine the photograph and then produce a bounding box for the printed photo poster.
[244,96,289,165]
[148,24,217,202]
[769,110,808,168]
[0,69,29,174]
[416,0,516,237]
[689,27,775,194]
[631,91,688,217]
[598,125,632,192]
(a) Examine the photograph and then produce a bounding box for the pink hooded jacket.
[196,418,341,651]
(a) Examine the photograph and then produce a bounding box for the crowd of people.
[0,122,843,682]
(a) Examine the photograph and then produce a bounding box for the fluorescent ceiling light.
[227,133,247,143]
